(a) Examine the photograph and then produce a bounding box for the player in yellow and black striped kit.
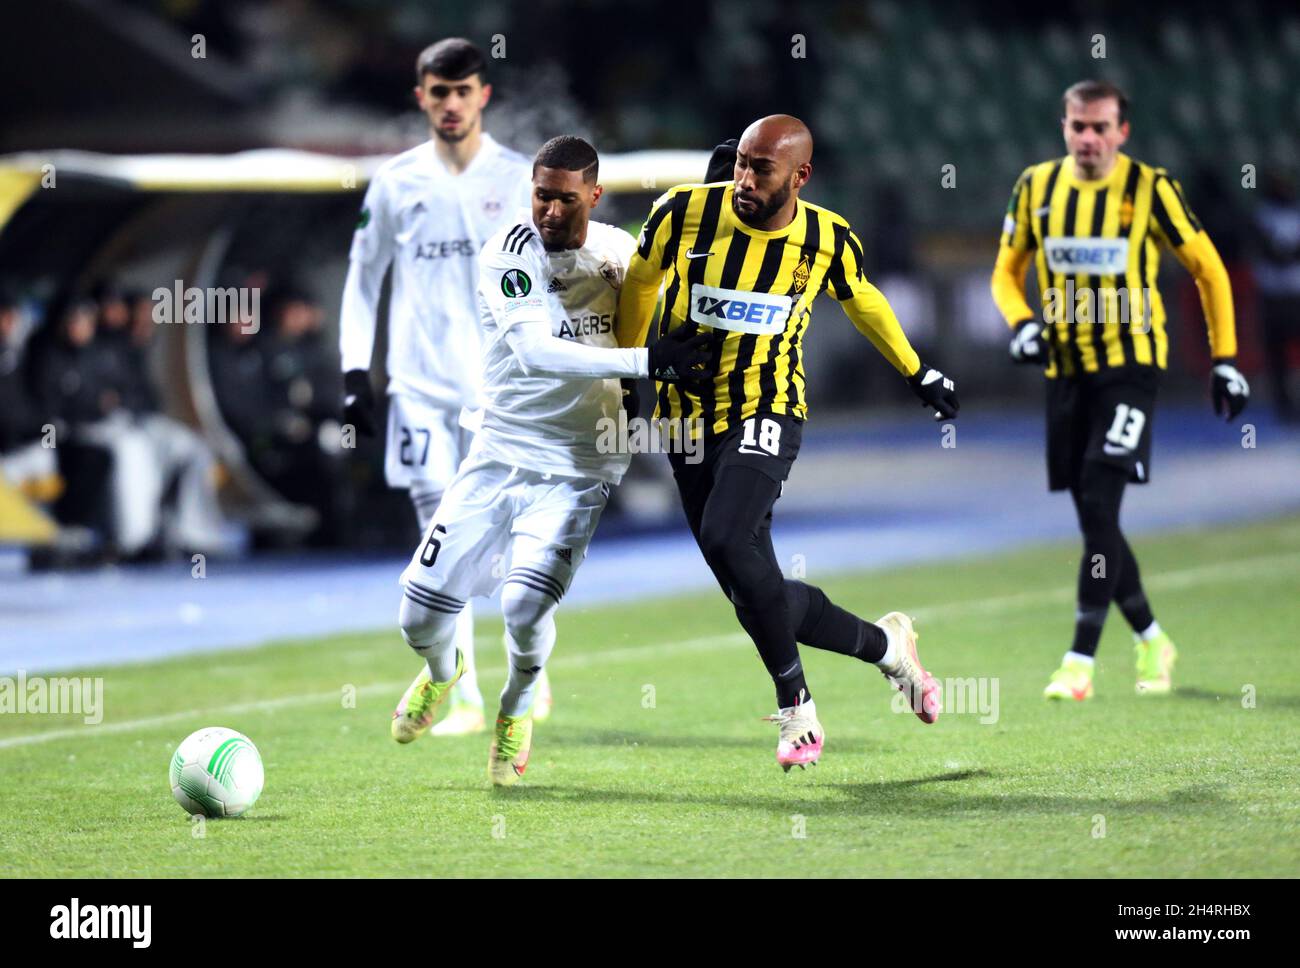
[991,80,1250,701]
[616,115,959,771]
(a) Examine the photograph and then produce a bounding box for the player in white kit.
[339,39,538,735]
[389,136,713,785]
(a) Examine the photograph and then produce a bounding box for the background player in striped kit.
[338,39,549,735]
[990,80,1250,700]
[617,115,960,772]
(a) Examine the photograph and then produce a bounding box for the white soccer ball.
[169,726,264,818]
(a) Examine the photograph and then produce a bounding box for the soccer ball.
[169,726,264,818]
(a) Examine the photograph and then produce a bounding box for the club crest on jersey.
[483,197,503,217]
[356,207,370,230]
[1044,236,1129,275]
[792,255,811,294]
[501,269,532,298]
[599,260,623,290]
[1119,197,1135,231]
[689,283,791,335]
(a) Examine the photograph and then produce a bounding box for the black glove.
[342,368,376,437]
[649,322,713,392]
[1009,318,1048,366]
[907,364,960,421]
[1210,358,1249,421]
[620,378,641,419]
[705,138,739,183]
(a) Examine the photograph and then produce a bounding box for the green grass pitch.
[3,514,1299,877]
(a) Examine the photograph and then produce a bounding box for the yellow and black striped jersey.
[616,181,920,436]
[995,152,1236,378]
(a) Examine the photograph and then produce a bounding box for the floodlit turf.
[2,514,1299,878]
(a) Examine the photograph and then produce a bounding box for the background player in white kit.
[338,39,543,735]
[389,136,712,785]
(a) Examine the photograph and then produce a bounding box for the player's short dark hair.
[533,136,599,184]
[1062,80,1129,125]
[415,38,487,84]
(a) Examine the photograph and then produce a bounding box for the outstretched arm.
[829,225,957,419]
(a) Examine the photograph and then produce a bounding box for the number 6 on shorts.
[419,524,447,567]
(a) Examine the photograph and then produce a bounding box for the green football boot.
[488,710,534,787]
[391,650,465,743]
[1043,655,1094,701]
[1135,631,1177,696]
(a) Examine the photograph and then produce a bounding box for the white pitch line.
[2,549,1296,751]
[0,631,751,751]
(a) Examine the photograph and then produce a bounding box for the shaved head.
[732,115,813,230]
[739,115,814,168]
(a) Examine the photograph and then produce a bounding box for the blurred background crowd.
[2,0,1298,568]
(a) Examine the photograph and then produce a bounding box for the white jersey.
[475,213,639,484]
[339,133,532,409]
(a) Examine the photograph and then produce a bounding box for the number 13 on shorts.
[1105,403,1146,452]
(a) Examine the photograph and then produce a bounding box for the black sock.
[784,580,887,662]
[697,465,817,709]
[736,599,810,708]
[1070,462,1128,658]
[1114,537,1155,632]
[1071,604,1108,657]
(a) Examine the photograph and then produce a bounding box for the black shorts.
[1046,368,1159,491]
[667,411,804,531]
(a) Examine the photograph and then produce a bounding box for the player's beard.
[733,180,792,227]
[434,125,471,144]
[432,113,477,144]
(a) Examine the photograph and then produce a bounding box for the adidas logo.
[554,547,572,563]
[546,277,567,293]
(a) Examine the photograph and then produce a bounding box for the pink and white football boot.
[763,692,824,772]
[876,612,941,724]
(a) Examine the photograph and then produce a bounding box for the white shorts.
[384,394,474,491]
[399,455,611,609]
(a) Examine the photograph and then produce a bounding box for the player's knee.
[698,519,751,576]
[700,524,777,599]
[397,593,459,652]
[501,582,557,649]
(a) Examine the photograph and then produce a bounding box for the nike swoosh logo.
[737,446,771,456]
[1102,443,1131,456]
[1034,206,1051,217]
[685,249,712,259]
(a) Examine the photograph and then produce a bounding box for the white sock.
[1137,620,1162,642]
[1065,651,1095,666]
[875,623,900,670]
[449,605,483,708]
[499,582,558,718]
